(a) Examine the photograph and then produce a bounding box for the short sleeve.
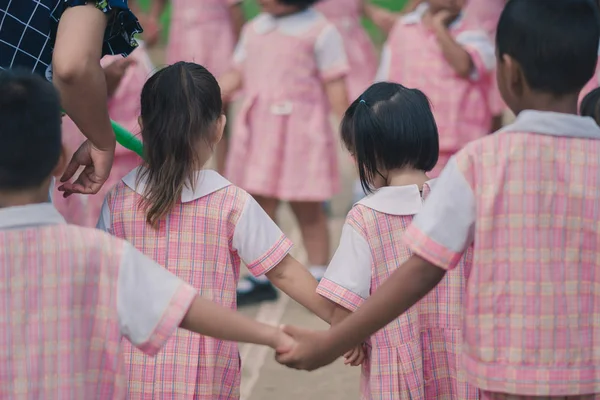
[314,24,349,82]
[96,197,112,233]
[455,30,496,81]
[232,195,293,276]
[232,27,248,66]
[375,43,391,83]
[118,243,197,356]
[403,155,476,270]
[317,222,372,312]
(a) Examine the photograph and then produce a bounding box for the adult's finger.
[59,156,81,183]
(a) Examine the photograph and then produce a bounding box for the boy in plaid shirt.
[277,1,600,398]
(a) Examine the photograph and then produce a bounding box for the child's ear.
[504,54,525,98]
[52,145,68,178]
[213,114,226,145]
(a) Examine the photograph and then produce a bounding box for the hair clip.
[359,99,366,105]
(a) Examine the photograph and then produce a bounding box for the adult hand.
[274,325,341,371]
[58,139,115,197]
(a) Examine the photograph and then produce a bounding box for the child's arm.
[104,57,137,97]
[429,10,474,78]
[53,3,116,196]
[181,295,294,352]
[228,0,246,42]
[142,0,167,46]
[219,70,243,103]
[266,255,336,323]
[362,2,399,35]
[324,77,349,121]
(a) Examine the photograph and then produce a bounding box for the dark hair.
[341,82,439,194]
[496,0,600,95]
[0,69,62,190]
[278,0,320,8]
[139,62,222,227]
[581,87,600,125]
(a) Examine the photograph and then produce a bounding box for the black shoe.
[237,276,279,307]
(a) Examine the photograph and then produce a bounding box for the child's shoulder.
[60,223,128,256]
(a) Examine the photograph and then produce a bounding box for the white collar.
[498,110,600,139]
[253,8,323,35]
[356,180,436,216]
[122,167,232,203]
[0,203,66,230]
[400,2,464,29]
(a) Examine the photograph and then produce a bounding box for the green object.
[112,120,144,157]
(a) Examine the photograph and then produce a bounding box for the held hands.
[343,344,366,367]
[275,325,345,371]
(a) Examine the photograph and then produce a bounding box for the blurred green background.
[136,0,408,45]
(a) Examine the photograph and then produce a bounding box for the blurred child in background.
[315,0,377,100]
[373,0,495,177]
[319,82,477,399]
[54,43,154,226]
[146,0,246,173]
[220,0,349,303]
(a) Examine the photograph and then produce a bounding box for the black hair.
[341,82,439,194]
[278,0,320,8]
[581,87,600,125]
[0,69,62,190]
[496,0,600,95]
[138,62,222,227]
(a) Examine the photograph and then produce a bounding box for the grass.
[135,0,408,44]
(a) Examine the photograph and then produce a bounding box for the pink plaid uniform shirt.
[403,111,600,397]
[0,204,197,399]
[317,182,477,400]
[98,168,293,399]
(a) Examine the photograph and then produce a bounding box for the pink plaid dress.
[53,44,152,226]
[98,168,293,399]
[167,0,240,77]
[225,9,348,201]
[317,182,477,400]
[315,0,377,100]
[376,4,496,177]
[403,110,600,397]
[0,204,197,399]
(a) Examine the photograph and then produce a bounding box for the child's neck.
[386,168,430,188]
[516,92,580,116]
[0,186,50,208]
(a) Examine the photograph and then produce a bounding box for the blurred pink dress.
[53,45,153,227]
[226,9,349,201]
[315,0,377,100]
[167,0,240,77]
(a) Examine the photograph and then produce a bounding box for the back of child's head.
[581,87,600,126]
[341,82,439,194]
[259,0,320,14]
[0,69,62,191]
[139,62,222,226]
[496,0,599,96]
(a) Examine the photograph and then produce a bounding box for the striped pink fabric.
[0,225,191,399]
[315,0,377,100]
[386,16,493,168]
[317,183,477,400]
[480,392,600,400]
[167,0,237,77]
[404,130,600,396]
[106,182,291,399]
[225,13,346,201]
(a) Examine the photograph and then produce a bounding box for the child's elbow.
[52,55,97,85]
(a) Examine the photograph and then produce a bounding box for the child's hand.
[273,327,296,354]
[140,15,161,47]
[104,57,136,96]
[431,9,456,28]
[343,345,366,366]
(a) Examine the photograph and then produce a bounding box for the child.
[0,69,295,399]
[220,0,349,294]
[317,82,477,399]
[581,87,600,124]
[315,0,377,100]
[277,2,600,400]
[54,43,153,227]
[98,62,341,399]
[375,0,496,177]
[0,0,143,197]
[146,0,245,174]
